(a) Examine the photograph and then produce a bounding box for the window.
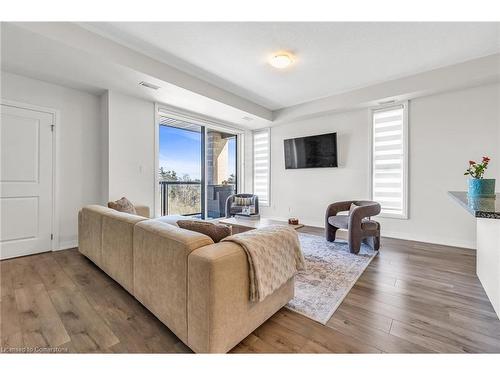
[371,103,408,219]
[253,128,270,206]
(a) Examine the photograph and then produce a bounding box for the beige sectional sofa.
[78,205,295,353]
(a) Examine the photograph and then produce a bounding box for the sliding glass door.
[158,116,238,219]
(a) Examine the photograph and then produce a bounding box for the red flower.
[469,160,476,165]
[483,156,490,162]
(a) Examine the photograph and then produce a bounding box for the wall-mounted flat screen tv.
[284,132,338,169]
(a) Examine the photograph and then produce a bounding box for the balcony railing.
[159,180,236,218]
[159,180,201,217]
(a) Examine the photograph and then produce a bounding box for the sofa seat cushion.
[328,215,349,229]
[153,215,200,226]
[177,220,231,243]
[328,216,379,231]
[230,205,255,214]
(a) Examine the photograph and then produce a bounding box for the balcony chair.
[325,200,381,254]
[225,193,259,218]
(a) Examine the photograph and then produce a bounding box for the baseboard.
[264,216,476,250]
[56,239,78,251]
[380,230,476,251]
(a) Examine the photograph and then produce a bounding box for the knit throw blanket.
[222,225,306,302]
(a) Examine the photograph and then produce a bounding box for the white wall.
[100,91,109,204]
[263,109,371,220]
[498,87,500,180]
[1,71,102,249]
[106,91,155,212]
[262,83,500,249]
[380,83,499,248]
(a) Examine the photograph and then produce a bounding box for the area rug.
[285,233,378,324]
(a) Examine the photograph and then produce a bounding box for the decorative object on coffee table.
[288,218,299,225]
[325,200,381,254]
[465,156,495,198]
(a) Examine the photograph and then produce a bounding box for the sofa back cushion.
[78,205,146,294]
[100,209,146,294]
[177,220,231,243]
[133,220,214,342]
[78,205,112,265]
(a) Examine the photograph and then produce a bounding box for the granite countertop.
[448,191,500,219]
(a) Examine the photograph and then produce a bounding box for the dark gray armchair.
[225,193,259,218]
[325,200,381,254]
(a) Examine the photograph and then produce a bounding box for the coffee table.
[218,217,304,234]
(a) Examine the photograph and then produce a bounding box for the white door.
[1,104,54,259]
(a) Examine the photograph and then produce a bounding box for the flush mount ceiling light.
[269,52,294,69]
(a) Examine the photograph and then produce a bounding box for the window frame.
[252,128,271,207]
[369,101,409,220]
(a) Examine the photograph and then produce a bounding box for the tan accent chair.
[78,205,294,353]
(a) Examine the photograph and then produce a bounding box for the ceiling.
[1,22,273,129]
[83,22,500,110]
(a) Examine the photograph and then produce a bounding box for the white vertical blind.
[253,128,270,206]
[372,104,408,218]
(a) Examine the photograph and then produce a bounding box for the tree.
[223,174,235,185]
[159,167,178,181]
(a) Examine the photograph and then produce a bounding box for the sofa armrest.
[135,205,150,218]
[187,242,294,353]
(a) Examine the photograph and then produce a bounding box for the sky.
[159,125,236,181]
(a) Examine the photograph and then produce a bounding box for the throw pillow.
[177,220,232,243]
[234,196,253,206]
[108,197,137,215]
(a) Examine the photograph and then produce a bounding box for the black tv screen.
[284,132,338,169]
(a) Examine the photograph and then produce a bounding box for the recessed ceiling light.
[269,52,294,69]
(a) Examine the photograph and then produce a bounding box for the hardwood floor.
[1,227,499,353]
